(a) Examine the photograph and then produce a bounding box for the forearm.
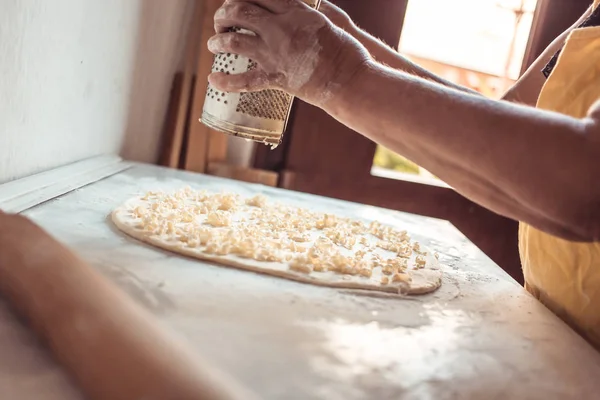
[324,61,600,240]
[348,25,480,96]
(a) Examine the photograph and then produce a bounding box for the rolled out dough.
[111,188,442,295]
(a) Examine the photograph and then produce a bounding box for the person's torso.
[520,0,600,348]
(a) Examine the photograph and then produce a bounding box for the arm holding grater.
[208,0,600,242]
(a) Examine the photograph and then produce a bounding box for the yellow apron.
[520,0,600,349]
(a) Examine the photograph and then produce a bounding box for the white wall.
[0,0,192,183]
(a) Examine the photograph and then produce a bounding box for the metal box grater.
[200,0,322,148]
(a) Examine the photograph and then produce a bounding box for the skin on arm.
[325,65,600,241]
[207,0,600,241]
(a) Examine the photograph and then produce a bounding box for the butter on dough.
[111,188,442,295]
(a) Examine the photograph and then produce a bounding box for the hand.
[207,0,369,107]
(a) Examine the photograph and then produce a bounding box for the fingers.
[224,0,306,14]
[208,69,276,93]
[214,1,274,34]
[208,32,263,61]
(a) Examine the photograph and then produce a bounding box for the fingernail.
[214,7,226,19]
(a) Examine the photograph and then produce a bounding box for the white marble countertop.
[3,161,600,399]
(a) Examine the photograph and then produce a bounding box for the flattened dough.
[112,188,442,295]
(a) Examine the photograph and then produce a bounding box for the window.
[372,0,538,182]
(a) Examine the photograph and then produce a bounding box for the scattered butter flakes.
[131,188,439,284]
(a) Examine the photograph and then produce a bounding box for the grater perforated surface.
[236,61,293,121]
[200,0,322,146]
[206,51,242,103]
